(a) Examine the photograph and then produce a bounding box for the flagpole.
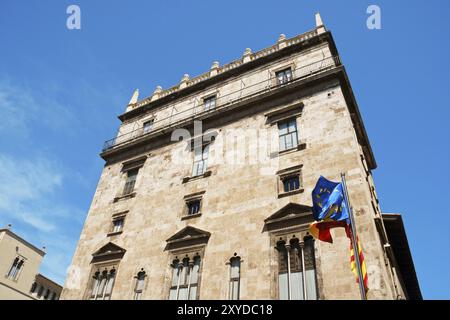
[341,173,367,300]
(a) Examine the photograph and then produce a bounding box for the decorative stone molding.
[151,86,163,102]
[180,74,190,89]
[210,61,220,76]
[277,34,287,49]
[315,12,326,34]
[242,48,252,63]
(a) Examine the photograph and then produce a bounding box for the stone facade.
[62,14,417,300]
[0,227,62,300]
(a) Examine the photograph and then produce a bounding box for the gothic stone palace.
[61,14,421,300]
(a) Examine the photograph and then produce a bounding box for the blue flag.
[312,176,349,223]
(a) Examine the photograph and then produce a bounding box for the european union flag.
[312,176,349,223]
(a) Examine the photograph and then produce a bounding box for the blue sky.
[0,1,449,299]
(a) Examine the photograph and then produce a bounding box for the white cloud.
[0,79,79,138]
[0,153,85,285]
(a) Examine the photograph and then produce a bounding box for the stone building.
[0,227,62,300]
[61,14,421,300]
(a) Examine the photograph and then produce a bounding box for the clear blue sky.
[0,1,449,299]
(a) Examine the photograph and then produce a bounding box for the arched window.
[276,236,317,300]
[7,257,24,280]
[228,254,241,300]
[89,268,116,300]
[133,269,146,300]
[30,281,37,293]
[169,255,201,300]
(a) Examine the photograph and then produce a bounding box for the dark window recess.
[204,96,216,111]
[123,169,138,196]
[283,176,300,193]
[276,68,293,85]
[187,200,201,215]
[143,120,154,134]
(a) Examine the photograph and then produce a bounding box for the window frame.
[191,143,210,177]
[122,168,139,196]
[273,233,319,300]
[275,67,293,85]
[182,191,205,219]
[168,253,202,300]
[203,95,217,111]
[277,165,304,198]
[277,117,299,152]
[87,265,118,301]
[142,119,155,134]
[228,255,241,300]
[133,269,147,300]
[6,257,25,281]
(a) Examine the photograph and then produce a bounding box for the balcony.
[102,55,341,152]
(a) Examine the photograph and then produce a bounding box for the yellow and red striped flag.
[349,235,369,293]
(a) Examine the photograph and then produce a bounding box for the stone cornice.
[118,28,335,122]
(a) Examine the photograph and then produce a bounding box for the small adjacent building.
[0,227,62,300]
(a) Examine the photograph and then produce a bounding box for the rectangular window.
[277,238,317,300]
[283,176,300,193]
[143,119,154,134]
[122,168,139,196]
[112,217,124,233]
[278,118,298,151]
[203,95,216,111]
[187,200,201,216]
[229,257,241,300]
[276,68,293,85]
[169,256,201,300]
[192,144,209,177]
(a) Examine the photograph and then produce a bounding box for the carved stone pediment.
[264,202,314,232]
[165,226,211,251]
[91,242,126,264]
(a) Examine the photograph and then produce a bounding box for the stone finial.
[277,33,287,49]
[6,224,12,230]
[128,89,139,105]
[243,48,252,63]
[180,74,190,89]
[210,61,219,70]
[315,12,324,27]
[278,34,286,42]
[181,74,190,82]
[151,86,163,102]
[42,246,47,253]
[315,12,326,34]
[210,61,220,76]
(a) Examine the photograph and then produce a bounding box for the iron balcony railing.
[102,55,341,152]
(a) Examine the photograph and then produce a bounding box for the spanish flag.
[309,220,347,243]
[349,233,369,293]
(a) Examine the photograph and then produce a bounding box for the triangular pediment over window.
[264,203,314,232]
[91,242,126,264]
[165,226,211,251]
